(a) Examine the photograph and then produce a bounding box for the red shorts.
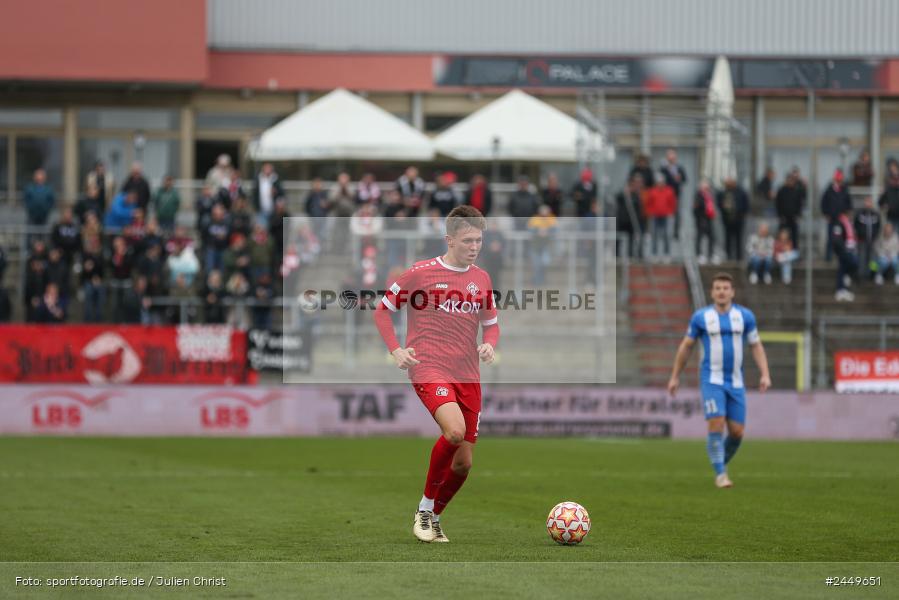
[413,381,482,444]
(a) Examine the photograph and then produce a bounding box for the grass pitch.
[0,437,896,598]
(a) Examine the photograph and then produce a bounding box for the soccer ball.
[546,501,591,545]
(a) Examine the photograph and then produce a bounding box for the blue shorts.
[700,383,746,424]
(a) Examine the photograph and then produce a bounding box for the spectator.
[693,179,716,264]
[527,205,558,286]
[121,162,150,211]
[85,161,115,215]
[541,173,563,217]
[776,171,805,250]
[305,177,330,242]
[166,273,197,325]
[395,166,425,217]
[123,207,147,250]
[121,275,152,324]
[80,250,105,322]
[831,206,858,302]
[34,282,65,324]
[746,222,775,285]
[269,198,290,276]
[141,217,165,258]
[223,233,252,282]
[249,222,273,282]
[717,178,750,261]
[427,172,461,217]
[203,203,231,273]
[75,183,103,225]
[571,168,597,218]
[873,222,899,285]
[774,228,799,284]
[660,148,687,240]
[202,270,226,324]
[349,204,384,253]
[81,212,103,259]
[383,189,414,269]
[329,172,356,252]
[251,272,275,330]
[885,158,899,189]
[166,241,200,288]
[24,168,55,227]
[465,174,493,216]
[218,165,244,210]
[329,172,356,218]
[24,241,49,322]
[108,235,133,320]
[230,195,255,238]
[253,163,284,226]
[195,186,217,234]
[644,173,676,259]
[854,196,881,280]
[205,154,232,192]
[821,169,851,261]
[852,149,873,187]
[508,176,539,229]
[629,154,654,190]
[755,167,776,216]
[0,245,6,283]
[153,175,181,232]
[105,190,138,229]
[225,272,251,329]
[280,244,302,294]
[164,225,193,258]
[356,173,382,208]
[51,207,81,267]
[878,167,899,233]
[45,247,70,306]
[481,221,506,292]
[136,243,166,297]
[616,175,646,259]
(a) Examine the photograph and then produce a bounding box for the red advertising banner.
[0,325,248,385]
[834,351,899,393]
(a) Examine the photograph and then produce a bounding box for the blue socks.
[724,436,742,464]
[707,432,725,475]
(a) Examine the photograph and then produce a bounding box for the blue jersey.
[686,304,760,389]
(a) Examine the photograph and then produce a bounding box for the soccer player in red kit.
[373,205,499,543]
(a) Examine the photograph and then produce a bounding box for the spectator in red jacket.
[644,173,676,259]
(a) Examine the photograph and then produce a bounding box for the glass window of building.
[0,109,63,128]
[78,108,180,131]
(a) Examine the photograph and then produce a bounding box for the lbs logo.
[26,390,120,429]
[194,390,288,430]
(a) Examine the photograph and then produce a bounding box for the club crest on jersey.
[435,386,449,397]
[466,282,480,296]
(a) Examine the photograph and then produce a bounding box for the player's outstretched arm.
[373,298,420,370]
[750,341,771,392]
[668,336,695,397]
[478,321,499,364]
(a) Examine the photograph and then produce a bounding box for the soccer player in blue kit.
[667,272,771,488]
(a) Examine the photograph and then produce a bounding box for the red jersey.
[378,256,498,384]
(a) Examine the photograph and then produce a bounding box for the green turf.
[0,437,896,598]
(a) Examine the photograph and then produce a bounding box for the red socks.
[434,468,468,515]
[423,436,458,500]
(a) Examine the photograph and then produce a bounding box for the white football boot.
[715,473,734,488]
[431,518,449,543]
[413,510,437,542]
